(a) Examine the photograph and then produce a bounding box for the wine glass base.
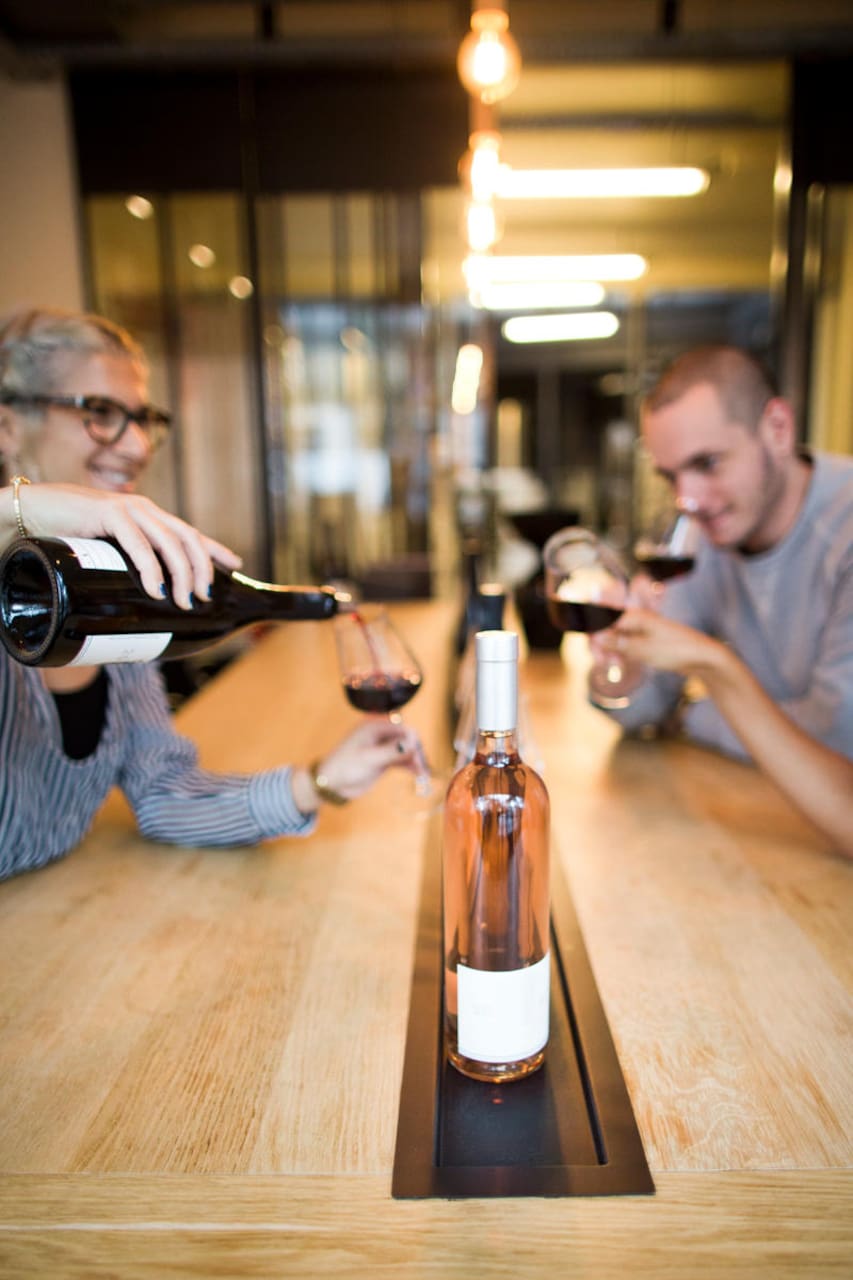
[589,690,632,709]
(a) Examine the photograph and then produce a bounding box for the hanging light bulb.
[457,7,521,105]
[465,200,500,253]
[466,130,503,203]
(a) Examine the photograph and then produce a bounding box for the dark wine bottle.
[454,581,506,711]
[0,536,339,668]
[443,629,550,1082]
[454,538,483,657]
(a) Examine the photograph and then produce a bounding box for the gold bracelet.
[309,759,349,806]
[10,475,31,538]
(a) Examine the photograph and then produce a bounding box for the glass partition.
[85,188,466,591]
[87,192,261,566]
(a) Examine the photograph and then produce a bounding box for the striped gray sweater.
[0,655,314,880]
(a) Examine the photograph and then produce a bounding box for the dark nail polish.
[158,583,167,597]
[207,584,213,599]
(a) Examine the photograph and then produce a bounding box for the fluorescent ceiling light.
[466,253,647,283]
[472,281,606,311]
[495,166,710,199]
[502,312,620,343]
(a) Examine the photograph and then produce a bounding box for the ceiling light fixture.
[457,4,521,106]
[502,312,620,344]
[466,201,501,253]
[228,275,254,299]
[188,244,216,269]
[452,343,484,414]
[465,253,647,285]
[495,166,710,200]
[464,129,503,203]
[472,281,606,311]
[125,195,154,220]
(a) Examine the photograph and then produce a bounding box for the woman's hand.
[2,482,242,610]
[290,717,422,814]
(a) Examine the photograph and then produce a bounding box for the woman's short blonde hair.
[0,307,146,397]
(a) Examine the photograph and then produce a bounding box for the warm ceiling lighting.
[465,130,503,203]
[452,343,484,414]
[774,161,793,195]
[465,253,647,284]
[457,6,521,105]
[502,312,620,343]
[466,201,500,253]
[472,281,606,311]
[495,167,710,199]
[228,275,254,299]
[125,195,154,220]
[188,244,216,269]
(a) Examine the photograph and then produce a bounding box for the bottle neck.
[474,727,521,763]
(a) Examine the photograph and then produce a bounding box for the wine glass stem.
[389,711,433,796]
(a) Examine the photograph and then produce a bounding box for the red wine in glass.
[542,526,642,708]
[633,552,695,582]
[343,671,422,714]
[634,513,700,584]
[545,599,623,633]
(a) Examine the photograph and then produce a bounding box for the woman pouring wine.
[0,307,420,881]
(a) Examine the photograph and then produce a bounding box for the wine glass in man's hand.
[333,605,433,796]
[633,509,701,592]
[542,526,644,709]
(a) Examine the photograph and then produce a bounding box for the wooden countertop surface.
[1,601,850,1278]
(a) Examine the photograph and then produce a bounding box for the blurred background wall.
[0,77,83,312]
[1,1,851,594]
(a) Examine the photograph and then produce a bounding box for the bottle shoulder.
[446,755,549,802]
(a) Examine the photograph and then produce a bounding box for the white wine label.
[61,538,127,571]
[457,952,550,1063]
[69,633,172,665]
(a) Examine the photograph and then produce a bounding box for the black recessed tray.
[392,820,655,1198]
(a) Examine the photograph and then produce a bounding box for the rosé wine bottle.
[443,629,550,1082]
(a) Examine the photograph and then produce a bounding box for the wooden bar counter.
[1,601,850,1277]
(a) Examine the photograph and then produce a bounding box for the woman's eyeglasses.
[0,391,172,450]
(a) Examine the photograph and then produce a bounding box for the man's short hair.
[644,345,778,430]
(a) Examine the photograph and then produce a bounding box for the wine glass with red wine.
[542,526,644,709]
[634,509,701,590]
[333,605,433,797]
